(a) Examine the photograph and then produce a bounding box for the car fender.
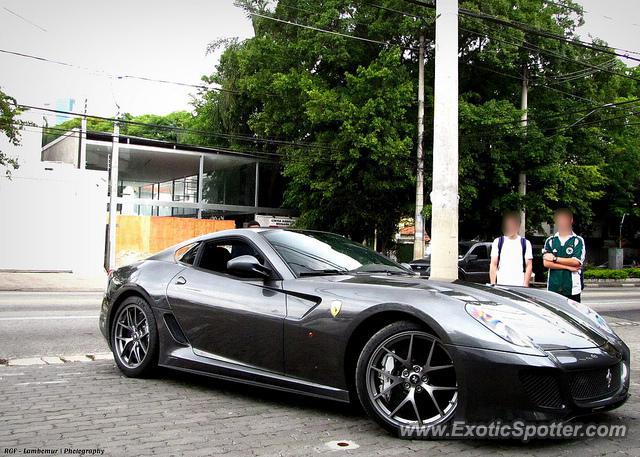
[345,301,452,345]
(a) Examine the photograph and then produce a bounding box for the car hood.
[294,273,610,351]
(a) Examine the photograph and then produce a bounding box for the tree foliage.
[0,88,22,176]
[43,111,195,146]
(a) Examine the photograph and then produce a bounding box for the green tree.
[43,111,195,146]
[193,0,640,244]
[0,88,23,176]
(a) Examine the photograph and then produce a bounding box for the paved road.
[0,318,638,456]
[0,291,107,359]
[583,288,640,322]
[1,288,639,360]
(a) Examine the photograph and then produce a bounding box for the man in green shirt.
[542,208,586,302]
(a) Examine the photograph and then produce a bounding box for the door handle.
[175,276,187,285]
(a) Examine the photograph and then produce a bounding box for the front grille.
[520,373,563,408]
[569,363,622,402]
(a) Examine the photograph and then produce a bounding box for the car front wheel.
[111,296,158,377]
[355,321,458,438]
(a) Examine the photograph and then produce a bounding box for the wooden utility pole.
[413,33,426,260]
[429,0,459,281]
[519,66,528,237]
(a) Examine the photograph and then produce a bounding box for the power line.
[0,48,242,95]
[399,0,640,62]
[19,104,334,151]
[459,25,640,84]
[547,0,640,31]
[463,97,640,131]
[239,6,418,51]
[3,121,286,160]
[2,6,47,32]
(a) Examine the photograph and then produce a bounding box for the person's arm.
[490,256,498,285]
[542,252,580,268]
[523,240,533,287]
[524,259,533,286]
[489,238,499,285]
[543,257,580,271]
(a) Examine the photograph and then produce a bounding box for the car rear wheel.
[111,297,158,377]
[356,321,458,438]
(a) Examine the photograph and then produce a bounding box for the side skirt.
[159,347,351,403]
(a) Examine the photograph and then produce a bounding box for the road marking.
[2,353,113,366]
[14,380,68,386]
[0,315,98,321]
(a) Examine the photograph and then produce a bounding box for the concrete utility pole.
[413,33,426,260]
[107,122,120,271]
[79,98,87,169]
[429,0,459,281]
[518,66,528,237]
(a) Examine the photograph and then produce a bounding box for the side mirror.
[227,255,272,279]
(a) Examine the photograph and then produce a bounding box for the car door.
[166,236,286,373]
[463,244,491,283]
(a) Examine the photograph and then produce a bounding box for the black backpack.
[497,236,527,273]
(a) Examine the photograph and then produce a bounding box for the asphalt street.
[0,287,638,359]
[0,291,107,359]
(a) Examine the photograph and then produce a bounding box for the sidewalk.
[0,271,106,292]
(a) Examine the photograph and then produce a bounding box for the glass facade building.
[41,130,291,225]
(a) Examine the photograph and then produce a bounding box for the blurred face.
[503,215,520,236]
[554,212,573,232]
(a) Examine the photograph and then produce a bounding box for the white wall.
[0,162,108,276]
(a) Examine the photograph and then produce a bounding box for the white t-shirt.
[490,236,533,286]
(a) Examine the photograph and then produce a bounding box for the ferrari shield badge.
[330,300,342,318]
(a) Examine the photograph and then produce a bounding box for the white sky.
[0,0,638,126]
[0,0,254,122]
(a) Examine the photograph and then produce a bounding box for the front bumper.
[447,341,630,423]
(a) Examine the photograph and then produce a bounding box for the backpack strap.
[497,236,505,267]
[520,237,527,272]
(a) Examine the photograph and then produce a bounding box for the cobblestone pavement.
[0,323,638,457]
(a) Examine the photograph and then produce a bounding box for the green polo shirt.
[542,233,586,297]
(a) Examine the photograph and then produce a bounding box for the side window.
[198,239,263,277]
[470,245,488,260]
[175,243,200,265]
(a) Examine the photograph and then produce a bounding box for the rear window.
[175,243,200,265]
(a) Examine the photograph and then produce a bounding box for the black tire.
[355,321,458,438]
[111,296,159,377]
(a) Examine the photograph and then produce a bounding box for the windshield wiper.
[298,269,348,277]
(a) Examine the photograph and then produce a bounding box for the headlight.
[465,303,536,348]
[567,299,616,338]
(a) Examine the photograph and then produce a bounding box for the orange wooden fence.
[116,215,235,266]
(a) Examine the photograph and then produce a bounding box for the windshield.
[261,230,409,277]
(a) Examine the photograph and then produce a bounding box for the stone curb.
[1,352,113,367]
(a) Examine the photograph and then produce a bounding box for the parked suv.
[409,241,493,283]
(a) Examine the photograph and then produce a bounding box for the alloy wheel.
[366,330,457,428]
[114,303,150,369]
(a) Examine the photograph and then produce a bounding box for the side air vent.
[163,313,189,345]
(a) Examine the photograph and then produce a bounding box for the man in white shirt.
[489,212,534,287]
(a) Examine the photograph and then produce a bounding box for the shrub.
[625,267,640,278]
[583,269,629,280]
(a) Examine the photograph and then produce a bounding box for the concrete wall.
[0,162,108,276]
